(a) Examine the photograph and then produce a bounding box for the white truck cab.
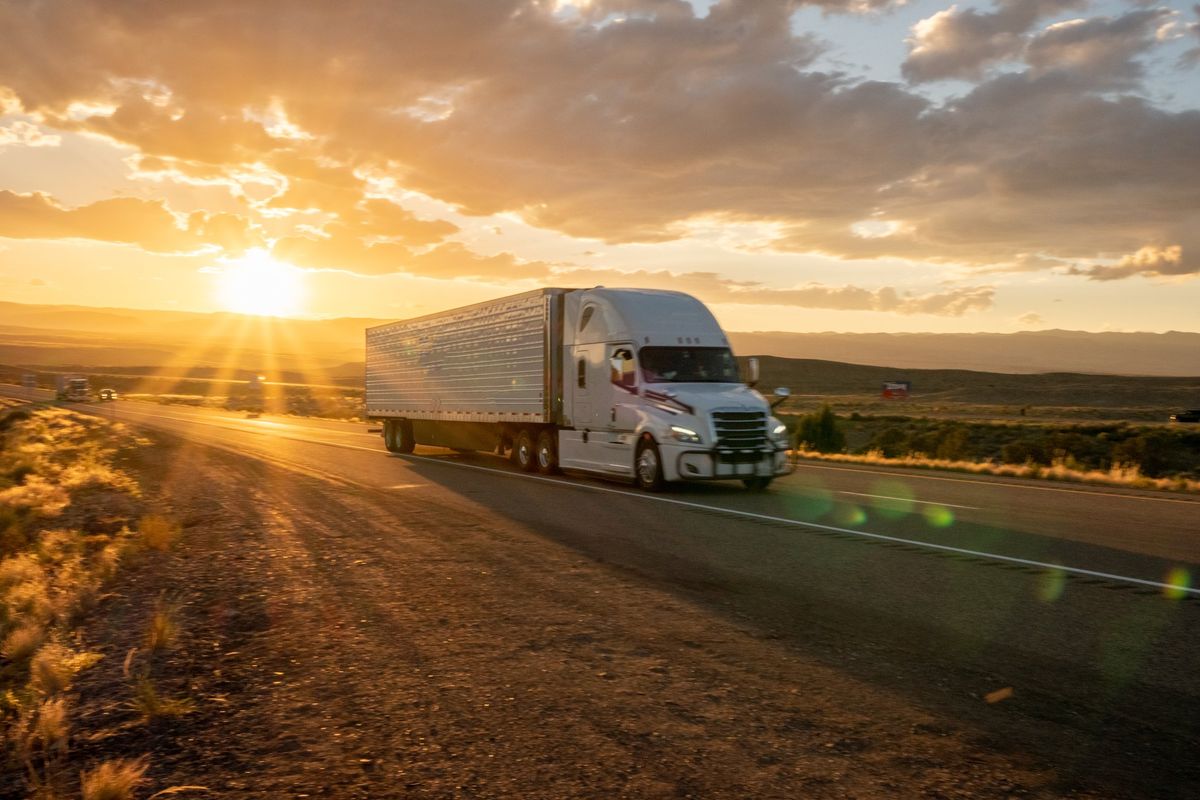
[558,288,790,489]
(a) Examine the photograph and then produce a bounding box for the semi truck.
[365,288,791,490]
[55,374,89,401]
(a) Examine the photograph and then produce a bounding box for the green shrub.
[796,405,846,453]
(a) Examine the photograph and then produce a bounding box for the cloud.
[555,267,994,315]
[0,119,60,148]
[1025,9,1173,89]
[1017,311,1044,326]
[1072,244,1196,280]
[902,0,1083,83]
[0,190,262,253]
[0,0,1194,290]
[273,235,551,280]
[1181,4,1200,67]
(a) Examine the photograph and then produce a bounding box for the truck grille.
[712,410,768,450]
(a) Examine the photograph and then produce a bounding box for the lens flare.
[923,505,955,528]
[1163,567,1192,600]
[832,504,867,526]
[1038,568,1066,602]
[791,487,835,520]
[869,480,914,519]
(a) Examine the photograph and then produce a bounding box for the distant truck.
[1169,409,1200,424]
[55,375,89,401]
[20,373,37,389]
[366,288,792,490]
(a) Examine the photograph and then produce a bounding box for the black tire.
[535,429,559,474]
[383,420,401,453]
[634,437,666,491]
[514,429,537,472]
[742,476,773,491]
[385,419,415,454]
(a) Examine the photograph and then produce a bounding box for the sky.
[0,0,1197,333]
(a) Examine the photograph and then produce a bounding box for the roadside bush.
[795,405,846,453]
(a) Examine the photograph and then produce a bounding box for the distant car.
[1169,409,1200,423]
[98,388,118,401]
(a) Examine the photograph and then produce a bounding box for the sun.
[217,249,307,317]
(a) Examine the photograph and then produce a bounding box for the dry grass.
[792,449,1200,493]
[29,643,103,697]
[0,408,154,795]
[1,623,45,663]
[145,603,178,653]
[130,676,195,720]
[30,697,69,758]
[81,757,149,800]
[137,515,180,552]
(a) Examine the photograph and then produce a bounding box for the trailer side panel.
[366,289,560,423]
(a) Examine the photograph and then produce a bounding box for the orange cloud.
[0,190,258,253]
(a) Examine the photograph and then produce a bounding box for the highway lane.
[6,386,1198,585]
[6,387,1200,793]
[31,391,1199,574]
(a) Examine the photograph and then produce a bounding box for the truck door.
[595,343,638,472]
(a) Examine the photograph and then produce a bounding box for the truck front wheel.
[634,437,665,492]
[514,429,537,472]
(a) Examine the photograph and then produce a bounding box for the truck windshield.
[639,347,740,384]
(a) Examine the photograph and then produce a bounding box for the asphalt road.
[6,387,1200,795]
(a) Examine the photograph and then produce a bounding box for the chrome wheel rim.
[519,441,532,465]
[538,445,551,468]
[637,447,658,485]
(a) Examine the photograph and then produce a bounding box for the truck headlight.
[770,419,788,442]
[670,425,703,444]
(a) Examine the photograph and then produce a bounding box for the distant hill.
[748,357,1200,412]
[0,300,1197,378]
[729,330,1200,377]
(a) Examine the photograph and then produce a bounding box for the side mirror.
[747,357,760,387]
[770,387,790,409]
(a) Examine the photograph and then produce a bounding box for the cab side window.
[577,357,587,388]
[610,348,636,389]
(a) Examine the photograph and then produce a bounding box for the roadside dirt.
[53,430,1175,798]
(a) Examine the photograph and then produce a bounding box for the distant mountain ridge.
[0,301,1196,377]
[728,330,1200,377]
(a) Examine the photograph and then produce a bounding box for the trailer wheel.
[634,437,665,492]
[385,419,415,454]
[514,429,537,472]
[383,420,401,453]
[535,429,559,474]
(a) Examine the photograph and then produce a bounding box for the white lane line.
[89,403,1200,597]
[836,491,980,511]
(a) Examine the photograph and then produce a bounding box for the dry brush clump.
[0,406,155,794]
[80,756,149,800]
